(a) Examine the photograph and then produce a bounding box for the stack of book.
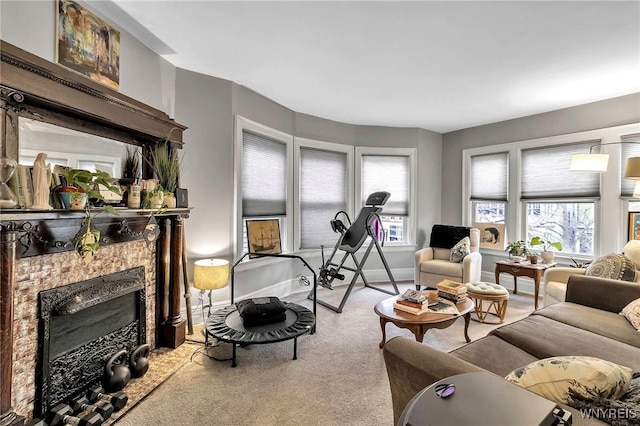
[436,280,467,303]
[393,289,436,315]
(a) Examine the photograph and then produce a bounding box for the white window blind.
[300,147,348,249]
[361,155,409,215]
[521,141,601,199]
[242,131,287,217]
[470,152,508,201]
[620,133,640,198]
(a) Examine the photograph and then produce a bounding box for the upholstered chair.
[414,225,482,289]
[542,240,640,307]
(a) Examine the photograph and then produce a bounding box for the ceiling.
[105,1,640,133]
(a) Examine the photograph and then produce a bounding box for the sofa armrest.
[543,267,586,286]
[415,247,435,285]
[462,251,482,283]
[383,336,484,425]
[565,275,640,313]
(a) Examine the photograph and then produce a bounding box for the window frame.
[234,116,294,259]
[293,137,354,252]
[463,123,640,259]
[355,146,417,246]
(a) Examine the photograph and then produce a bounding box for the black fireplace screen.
[35,267,146,417]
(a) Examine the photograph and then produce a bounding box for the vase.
[163,194,176,208]
[541,251,554,264]
[59,188,87,210]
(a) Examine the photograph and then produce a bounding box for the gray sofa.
[383,275,640,425]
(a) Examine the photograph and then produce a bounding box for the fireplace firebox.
[35,267,146,418]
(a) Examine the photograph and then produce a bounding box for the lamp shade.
[625,157,640,180]
[569,153,609,172]
[193,258,230,290]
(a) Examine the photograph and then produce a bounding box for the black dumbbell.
[25,418,48,426]
[72,396,114,420]
[48,403,103,426]
[87,386,128,411]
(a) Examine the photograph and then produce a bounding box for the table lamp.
[193,258,230,321]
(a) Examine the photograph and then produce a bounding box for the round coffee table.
[374,293,474,348]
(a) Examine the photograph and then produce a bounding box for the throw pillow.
[505,356,632,405]
[449,236,471,263]
[585,254,637,282]
[620,298,640,331]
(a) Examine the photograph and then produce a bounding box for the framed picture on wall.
[56,0,121,90]
[246,219,282,258]
[474,222,506,250]
[628,212,640,241]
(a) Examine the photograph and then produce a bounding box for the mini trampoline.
[205,253,317,367]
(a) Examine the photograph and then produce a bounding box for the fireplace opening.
[35,267,146,418]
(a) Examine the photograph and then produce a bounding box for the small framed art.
[246,219,282,258]
[474,222,506,250]
[628,212,640,241]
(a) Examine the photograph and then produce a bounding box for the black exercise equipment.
[48,403,103,426]
[87,386,128,412]
[71,397,114,421]
[103,349,131,392]
[310,191,400,313]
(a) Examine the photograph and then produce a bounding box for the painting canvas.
[628,212,640,241]
[474,222,506,250]
[247,219,282,258]
[57,0,120,89]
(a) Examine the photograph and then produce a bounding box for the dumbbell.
[48,403,103,426]
[25,418,48,426]
[87,386,128,411]
[72,396,114,420]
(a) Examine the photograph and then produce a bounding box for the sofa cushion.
[534,302,640,348]
[620,298,640,331]
[420,259,463,277]
[430,225,470,249]
[505,356,632,405]
[449,237,470,263]
[585,254,636,282]
[451,335,539,378]
[490,315,640,371]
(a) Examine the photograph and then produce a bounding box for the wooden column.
[0,231,24,426]
[158,217,186,348]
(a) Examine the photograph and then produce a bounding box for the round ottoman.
[466,281,509,324]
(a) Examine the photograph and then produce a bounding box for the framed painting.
[246,219,282,258]
[56,0,120,90]
[474,222,506,250]
[628,212,640,241]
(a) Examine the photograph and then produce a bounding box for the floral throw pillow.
[620,298,640,331]
[505,356,632,405]
[449,236,471,263]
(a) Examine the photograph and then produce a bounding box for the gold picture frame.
[56,0,120,90]
[628,212,640,241]
[474,222,506,250]
[246,219,282,258]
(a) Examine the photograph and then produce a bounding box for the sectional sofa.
[383,275,640,425]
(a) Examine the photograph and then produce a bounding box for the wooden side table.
[494,260,556,310]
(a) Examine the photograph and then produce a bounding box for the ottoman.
[466,281,509,324]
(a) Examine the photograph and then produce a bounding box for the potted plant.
[58,169,120,262]
[120,146,141,185]
[149,138,182,208]
[530,236,563,264]
[505,240,526,262]
[525,248,538,264]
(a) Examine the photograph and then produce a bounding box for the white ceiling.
[108,1,640,133]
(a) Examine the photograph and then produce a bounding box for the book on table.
[400,289,430,304]
[436,280,467,295]
[393,298,459,316]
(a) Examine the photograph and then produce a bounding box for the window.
[356,147,416,245]
[470,152,508,224]
[521,142,600,256]
[296,139,352,250]
[235,117,293,256]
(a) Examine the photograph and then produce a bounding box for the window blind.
[242,131,287,216]
[361,155,409,215]
[470,152,508,201]
[521,141,600,199]
[300,147,348,249]
[620,133,640,198]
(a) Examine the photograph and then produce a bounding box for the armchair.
[415,225,482,290]
[543,240,640,307]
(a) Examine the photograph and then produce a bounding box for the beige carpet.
[115,282,535,426]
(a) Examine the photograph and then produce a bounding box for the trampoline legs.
[293,337,298,360]
[232,344,237,368]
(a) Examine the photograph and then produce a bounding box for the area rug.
[115,282,535,425]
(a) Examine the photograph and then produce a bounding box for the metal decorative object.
[143,215,160,249]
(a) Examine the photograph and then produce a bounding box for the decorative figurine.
[31,152,53,210]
